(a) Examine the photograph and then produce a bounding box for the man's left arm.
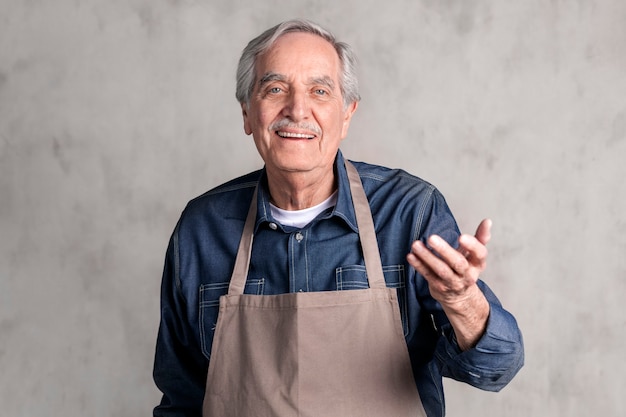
[407,219,524,389]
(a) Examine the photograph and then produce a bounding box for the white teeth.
[277,131,315,139]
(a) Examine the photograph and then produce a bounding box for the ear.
[340,101,359,139]
[242,102,252,135]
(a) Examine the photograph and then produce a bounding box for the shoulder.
[190,170,261,201]
[348,159,442,202]
[180,169,262,223]
[347,159,456,241]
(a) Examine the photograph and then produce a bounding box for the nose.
[282,89,310,121]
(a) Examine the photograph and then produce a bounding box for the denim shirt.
[153,150,524,417]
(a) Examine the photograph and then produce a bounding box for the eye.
[314,89,327,96]
[268,87,283,94]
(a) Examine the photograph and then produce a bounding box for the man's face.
[242,32,358,178]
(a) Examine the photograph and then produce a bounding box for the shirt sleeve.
[434,280,525,391]
[414,187,524,392]
[153,226,208,417]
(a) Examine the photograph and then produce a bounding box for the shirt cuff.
[436,302,524,391]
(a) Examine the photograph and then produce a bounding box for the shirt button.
[269,222,278,230]
[295,232,303,242]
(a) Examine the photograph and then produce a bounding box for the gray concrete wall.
[1,0,624,416]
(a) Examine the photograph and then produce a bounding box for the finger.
[427,235,470,276]
[411,236,468,278]
[458,234,488,274]
[406,251,434,280]
[408,240,448,277]
[407,252,455,297]
[459,233,488,258]
[407,242,467,295]
[474,218,492,246]
[407,246,450,286]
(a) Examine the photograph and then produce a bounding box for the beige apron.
[203,161,427,417]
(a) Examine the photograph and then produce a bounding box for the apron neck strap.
[344,161,386,289]
[228,160,386,294]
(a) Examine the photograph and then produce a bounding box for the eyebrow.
[310,76,335,91]
[258,72,287,89]
[257,73,336,90]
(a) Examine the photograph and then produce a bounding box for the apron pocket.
[335,264,409,336]
[199,279,265,358]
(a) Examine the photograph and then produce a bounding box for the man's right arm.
[153,228,208,417]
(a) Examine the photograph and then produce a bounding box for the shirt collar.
[254,149,359,233]
[330,150,359,233]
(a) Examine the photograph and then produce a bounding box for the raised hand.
[407,219,492,350]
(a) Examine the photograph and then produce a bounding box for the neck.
[266,168,337,211]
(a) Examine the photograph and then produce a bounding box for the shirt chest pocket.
[199,279,265,359]
[335,265,409,337]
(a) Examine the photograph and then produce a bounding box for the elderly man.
[153,19,523,417]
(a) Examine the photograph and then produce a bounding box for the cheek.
[256,108,280,132]
[245,102,276,131]
[243,106,266,136]
[246,117,269,138]
[318,108,343,131]
[331,113,349,137]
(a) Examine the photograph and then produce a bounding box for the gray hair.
[235,19,361,109]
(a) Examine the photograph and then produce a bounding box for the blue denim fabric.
[153,150,524,417]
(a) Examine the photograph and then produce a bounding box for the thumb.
[474,218,492,246]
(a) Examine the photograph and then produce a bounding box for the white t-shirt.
[270,191,338,229]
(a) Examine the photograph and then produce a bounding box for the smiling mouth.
[276,130,316,139]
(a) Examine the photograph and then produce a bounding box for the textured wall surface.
[1,0,625,416]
